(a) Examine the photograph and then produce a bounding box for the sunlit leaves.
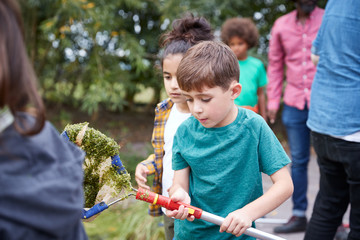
[20,0,327,115]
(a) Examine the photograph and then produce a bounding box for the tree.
[19,0,327,116]
[20,0,163,116]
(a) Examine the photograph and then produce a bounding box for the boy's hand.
[165,188,195,221]
[219,209,252,237]
[135,163,150,189]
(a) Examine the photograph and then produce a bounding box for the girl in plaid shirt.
[134,14,214,240]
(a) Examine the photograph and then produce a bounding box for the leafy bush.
[24,0,328,116]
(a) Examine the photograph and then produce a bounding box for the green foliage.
[85,201,165,240]
[20,0,328,114]
[20,0,163,114]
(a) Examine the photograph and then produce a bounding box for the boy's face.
[163,54,186,104]
[228,36,248,61]
[182,82,241,128]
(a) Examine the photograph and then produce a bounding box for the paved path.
[256,153,350,240]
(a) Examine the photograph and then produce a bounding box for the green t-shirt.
[172,108,290,240]
[234,56,268,107]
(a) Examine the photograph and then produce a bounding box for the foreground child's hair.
[0,0,45,135]
[221,17,259,49]
[177,41,239,92]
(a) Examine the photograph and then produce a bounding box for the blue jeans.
[304,132,360,240]
[282,104,310,216]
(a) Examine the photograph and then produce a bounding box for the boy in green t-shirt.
[166,41,293,240]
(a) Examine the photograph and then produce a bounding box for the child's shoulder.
[247,56,265,66]
[175,115,199,133]
[2,113,84,161]
[180,114,197,126]
[238,107,267,130]
[241,107,261,119]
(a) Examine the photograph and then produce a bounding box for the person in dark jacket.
[0,0,88,239]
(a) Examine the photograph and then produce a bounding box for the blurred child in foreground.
[166,41,293,240]
[0,0,87,239]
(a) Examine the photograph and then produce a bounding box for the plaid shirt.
[141,98,174,216]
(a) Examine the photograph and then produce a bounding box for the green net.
[64,122,132,208]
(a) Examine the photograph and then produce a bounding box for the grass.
[85,201,165,240]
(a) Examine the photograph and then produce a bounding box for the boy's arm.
[166,167,195,221]
[220,166,293,237]
[241,166,293,220]
[168,167,190,195]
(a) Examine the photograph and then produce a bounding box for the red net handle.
[135,187,203,219]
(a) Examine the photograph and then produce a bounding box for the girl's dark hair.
[159,14,214,62]
[0,0,45,135]
[221,17,259,49]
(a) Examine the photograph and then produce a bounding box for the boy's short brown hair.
[177,41,239,92]
[221,17,259,49]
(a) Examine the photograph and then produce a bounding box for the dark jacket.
[0,114,88,240]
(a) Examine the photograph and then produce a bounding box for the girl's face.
[228,36,248,61]
[163,54,185,104]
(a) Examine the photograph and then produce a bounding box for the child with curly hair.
[221,18,267,121]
